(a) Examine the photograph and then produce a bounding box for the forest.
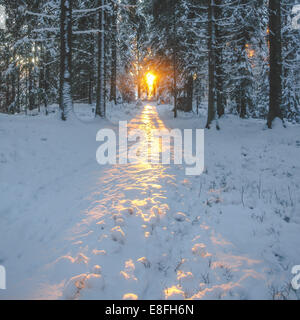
[0,0,299,127]
[0,0,300,301]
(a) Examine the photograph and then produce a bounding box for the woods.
[0,0,299,126]
[1,1,300,301]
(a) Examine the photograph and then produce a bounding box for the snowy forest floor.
[0,102,300,300]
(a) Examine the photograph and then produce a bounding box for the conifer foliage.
[0,0,299,126]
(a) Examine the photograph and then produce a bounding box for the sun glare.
[145,72,156,97]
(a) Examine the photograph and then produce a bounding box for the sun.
[145,72,156,97]
[146,72,155,87]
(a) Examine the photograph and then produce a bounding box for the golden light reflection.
[192,243,212,258]
[65,103,266,300]
[177,270,193,281]
[78,105,176,229]
[70,104,181,297]
[145,72,156,97]
[164,285,185,299]
[120,259,137,281]
[245,44,255,59]
[123,293,138,300]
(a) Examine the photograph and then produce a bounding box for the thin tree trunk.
[110,1,117,104]
[59,0,73,121]
[16,70,20,113]
[96,0,105,117]
[44,46,50,115]
[96,0,102,116]
[215,0,224,118]
[28,65,34,111]
[186,75,193,112]
[88,71,93,105]
[5,75,9,113]
[268,0,283,128]
[11,51,16,114]
[137,46,141,100]
[206,0,219,129]
[173,0,177,118]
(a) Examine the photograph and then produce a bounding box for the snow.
[0,102,300,300]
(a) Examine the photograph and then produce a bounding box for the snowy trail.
[1,104,300,300]
[40,104,297,300]
[57,104,195,300]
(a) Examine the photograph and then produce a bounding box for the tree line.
[150,0,299,128]
[0,0,299,129]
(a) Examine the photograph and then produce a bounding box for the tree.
[152,0,199,115]
[268,0,283,128]
[206,0,219,129]
[172,0,178,118]
[109,0,117,104]
[59,0,73,120]
[281,0,300,122]
[1,0,299,130]
[96,0,106,117]
[214,0,225,118]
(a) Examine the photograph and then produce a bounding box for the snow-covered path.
[1,103,300,300]
[61,104,188,299]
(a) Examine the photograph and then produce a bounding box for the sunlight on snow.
[164,285,185,299]
[59,104,266,300]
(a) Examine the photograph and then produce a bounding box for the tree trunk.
[137,45,141,100]
[44,47,50,115]
[110,1,117,104]
[11,51,16,114]
[59,0,73,121]
[28,65,34,111]
[268,0,283,128]
[215,0,224,118]
[206,0,219,129]
[16,70,20,113]
[240,76,247,119]
[96,0,106,117]
[173,1,177,118]
[185,75,193,112]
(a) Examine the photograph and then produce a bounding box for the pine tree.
[59,0,73,120]
[96,0,106,117]
[109,0,117,104]
[206,0,218,129]
[268,0,283,128]
[282,0,300,122]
